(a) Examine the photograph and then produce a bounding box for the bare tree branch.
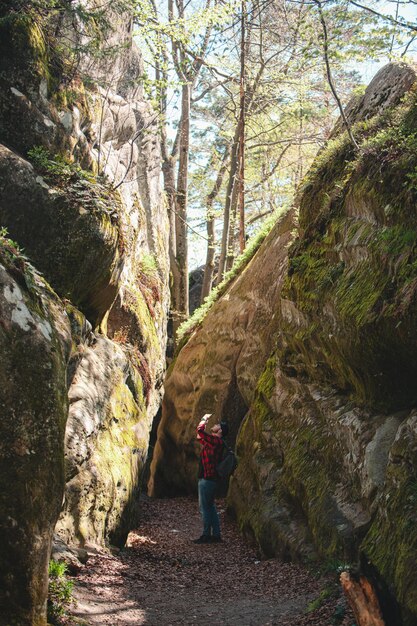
[314,0,359,151]
[349,0,417,32]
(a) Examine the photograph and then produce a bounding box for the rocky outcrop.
[330,63,417,138]
[0,239,72,626]
[0,145,123,326]
[151,63,417,625]
[59,330,150,549]
[0,1,169,622]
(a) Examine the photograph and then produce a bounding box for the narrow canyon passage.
[2,0,417,621]
[70,496,354,626]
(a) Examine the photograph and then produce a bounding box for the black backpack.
[216,441,237,479]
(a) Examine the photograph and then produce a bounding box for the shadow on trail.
[70,496,354,626]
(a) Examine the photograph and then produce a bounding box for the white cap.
[202,413,212,420]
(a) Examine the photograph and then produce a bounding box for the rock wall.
[0,240,72,625]
[0,2,169,623]
[60,331,151,548]
[151,63,417,625]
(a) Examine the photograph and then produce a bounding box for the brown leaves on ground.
[69,496,355,626]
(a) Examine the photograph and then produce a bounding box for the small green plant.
[139,252,158,276]
[324,559,353,575]
[0,227,21,253]
[48,560,74,625]
[27,146,95,185]
[28,146,73,180]
[306,586,334,613]
[378,225,417,255]
[0,228,27,270]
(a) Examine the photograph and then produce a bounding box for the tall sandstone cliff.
[151,63,417,626]
[0,2,169,624]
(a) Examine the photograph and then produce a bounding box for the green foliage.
[0,228,25,261]
[318,559,354,576]
[27,146,122,227]
[0,227,19,251]
[135,0,239,50]
[47,560,74,624]
[306,586,333,613]
[139,252,158,276]
[27,146,94,185]
[134,0,406,278]
[177,206,288,343]
[378,225,417,256]
[331,603,348,625]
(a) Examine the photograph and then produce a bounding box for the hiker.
[193,413,229,544]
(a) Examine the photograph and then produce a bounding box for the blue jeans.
[198,479,220,537]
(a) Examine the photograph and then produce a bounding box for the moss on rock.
[57,335,151,549]
[361,414,417,626]
[0,13,51,92]
[230,353,361,563]
[282,88,417,411]
[0,242,71,626]
[0,144,124,327]
[225,69,417,626]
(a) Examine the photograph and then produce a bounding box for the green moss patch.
[362,469,417,625]
[0,13,52,90]
[230,352,361,563]
[282,88,417,411]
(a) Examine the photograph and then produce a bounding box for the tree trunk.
[163,157,181,306]
[238,0,246,254]
[201,147,230,302]
[216,124,240,284]
[226,178,239,272]
[171,81,191,338]
[202,210,216,300]
[340,572,385,626]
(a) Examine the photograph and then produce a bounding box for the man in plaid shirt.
[193,413,229,544]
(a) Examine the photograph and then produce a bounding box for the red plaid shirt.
[197,423,223,480]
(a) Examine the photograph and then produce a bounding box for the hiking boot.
[210,535,222,543]
[193,534,211,544]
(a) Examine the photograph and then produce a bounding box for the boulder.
[0,240,71,626]
[330,63,416,138]
[0,144,124,327]
[56,332,151,548]
[51,536,88,575]
[235,68,417,624]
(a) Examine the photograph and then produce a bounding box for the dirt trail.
[70,496,354,626]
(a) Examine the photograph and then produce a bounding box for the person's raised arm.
[197,413,211,433]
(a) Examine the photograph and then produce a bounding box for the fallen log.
[340,571,385,626]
